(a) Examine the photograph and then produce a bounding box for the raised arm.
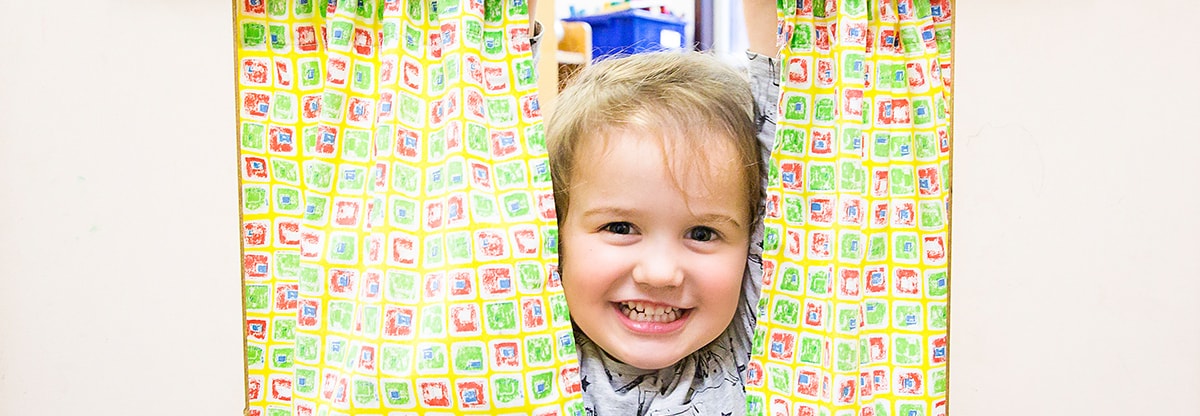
[744,0,779,57]
[743,0,780,162]
[529,0,539,33]
[737,0,780,357]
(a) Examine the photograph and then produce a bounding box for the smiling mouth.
[617,301,689,323]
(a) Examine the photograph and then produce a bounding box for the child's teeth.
[620,301,681,322]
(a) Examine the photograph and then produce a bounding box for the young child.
[545,49,778,414]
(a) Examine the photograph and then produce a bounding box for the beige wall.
[0,1,245,414]
[949,1,1200,413]
[0,1,1197,414]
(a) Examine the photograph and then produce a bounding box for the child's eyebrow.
[580,208,743,229]
[579,207,637,219]
[694,213,743,229]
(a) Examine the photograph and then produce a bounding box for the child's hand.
[743,0,779,56]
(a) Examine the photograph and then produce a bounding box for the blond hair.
[546,51,764,226]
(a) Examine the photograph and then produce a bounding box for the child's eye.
[601,222,635,235]
[686,226,719,242]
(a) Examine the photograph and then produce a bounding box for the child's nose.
[631,249,684,288]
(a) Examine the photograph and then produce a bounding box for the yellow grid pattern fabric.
[747,0,953,415]
[235,0,583,414]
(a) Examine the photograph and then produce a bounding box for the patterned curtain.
[235,0,582,414]
[748,0,953,415]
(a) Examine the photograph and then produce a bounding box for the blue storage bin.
[564,9,687,60]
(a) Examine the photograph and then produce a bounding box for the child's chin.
[612,350,687,371]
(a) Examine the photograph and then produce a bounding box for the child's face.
[559,130,751,370]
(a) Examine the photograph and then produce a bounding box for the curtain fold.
[236,0,582,414]
[747,0,953,415]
